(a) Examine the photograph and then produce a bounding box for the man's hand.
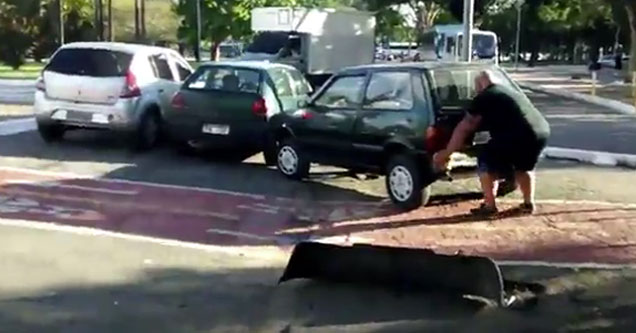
[433,149,451,170]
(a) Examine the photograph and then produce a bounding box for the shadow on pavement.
[0,266,485,333]
[1,265,635,332]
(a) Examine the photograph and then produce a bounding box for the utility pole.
[514,0,524,69]
[108,0,113,41]
[462,0,475,62]
[134,0,140,41]
[58,0,64,45]
[141,0,146,40]
[196,0,202,62]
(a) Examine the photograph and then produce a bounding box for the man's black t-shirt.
[468,84,550,144]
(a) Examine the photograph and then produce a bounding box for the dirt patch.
[279,201,636,264]
[0,104,33,118]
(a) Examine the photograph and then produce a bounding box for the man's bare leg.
[515,171,535,205]
[479,172,499,209]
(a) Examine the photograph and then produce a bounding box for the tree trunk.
[626,1,636,76]
[211,41,221,61]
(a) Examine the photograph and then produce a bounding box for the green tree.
[0,0,40,69]
[622,0,636,73]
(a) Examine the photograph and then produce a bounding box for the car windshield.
[46,48,133,77]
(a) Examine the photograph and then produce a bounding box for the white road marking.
[0,217,289,261]
[0,117,36,136]
[1,217,634,268]
[205,228,284,242]
[310,235,375,244]
[497,260,636,270]
[4,179,138,196]
[237,204,278,214]
[0,166,265,200]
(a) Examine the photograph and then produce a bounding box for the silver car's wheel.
[388,165,414,202]
[278,146,298,176]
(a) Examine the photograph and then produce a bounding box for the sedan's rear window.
[46,48,133,77]
[187,66,261,93]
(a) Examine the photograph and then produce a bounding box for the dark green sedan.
[164,61,312,162]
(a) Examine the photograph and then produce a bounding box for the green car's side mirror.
[297,99,309,108]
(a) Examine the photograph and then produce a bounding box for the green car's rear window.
[187,66,261,94]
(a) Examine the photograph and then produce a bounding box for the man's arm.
[433,113,482,168]
[446,113,482,153]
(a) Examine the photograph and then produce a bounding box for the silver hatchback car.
[34,42,193,149]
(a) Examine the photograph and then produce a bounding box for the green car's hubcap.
[278,146,298,175]
[389,166,413,202]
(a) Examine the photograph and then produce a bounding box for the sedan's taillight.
[120,70,141,98]
[252,98,267,117]
[425,126,449,152]
[35,77,46,92]
[171,92,186,110]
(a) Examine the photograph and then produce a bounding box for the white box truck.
[242,7,376,87]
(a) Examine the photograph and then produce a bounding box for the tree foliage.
[0,0,40,68]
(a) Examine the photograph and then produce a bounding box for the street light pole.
[514,0,524,69]
[196,0,202,62]
[462,0,475,62]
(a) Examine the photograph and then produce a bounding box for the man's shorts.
[477,138,547,176]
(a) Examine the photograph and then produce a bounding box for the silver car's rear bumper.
[34,91,140,131]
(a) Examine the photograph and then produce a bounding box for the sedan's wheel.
[37,123,65,143]
[133,112,160,151]
[386,154,430,211]
[277,140,309,180]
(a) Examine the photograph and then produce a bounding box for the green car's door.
[296,74,367,164]
[353,70,424,166]
[172,65,268,148]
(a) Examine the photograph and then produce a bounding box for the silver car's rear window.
[46,48,133,77]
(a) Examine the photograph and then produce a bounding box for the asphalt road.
[529,91,636,155]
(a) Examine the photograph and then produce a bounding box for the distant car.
[34,42,194,149]
[164,61,312,163]
[599,54,630,68]
[269,62,520,210]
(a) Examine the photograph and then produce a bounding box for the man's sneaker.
[517,202,536,215]
[470,203,499,217]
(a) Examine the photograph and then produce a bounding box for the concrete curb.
[520,82,636,115]
[544,146,636,169]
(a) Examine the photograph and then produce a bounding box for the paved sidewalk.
[0,79,35,105]
[508,65,634,106]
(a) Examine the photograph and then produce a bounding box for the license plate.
[91,113,109,124]
[473,131,491,144]
[202,124,230,135]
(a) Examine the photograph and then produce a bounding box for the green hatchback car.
[164,61,312,161]
[269,62,520,210]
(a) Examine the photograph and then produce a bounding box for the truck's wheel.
[37,122,65,143]
[277,139,309,180]
[386,154,430,211]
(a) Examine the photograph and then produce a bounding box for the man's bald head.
[474,70,497,93]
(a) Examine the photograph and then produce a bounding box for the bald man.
[434,71,550,216]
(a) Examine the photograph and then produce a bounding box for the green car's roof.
[199,60,296,71]
[341,61,500,74]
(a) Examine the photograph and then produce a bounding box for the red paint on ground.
[1,168,636,264]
